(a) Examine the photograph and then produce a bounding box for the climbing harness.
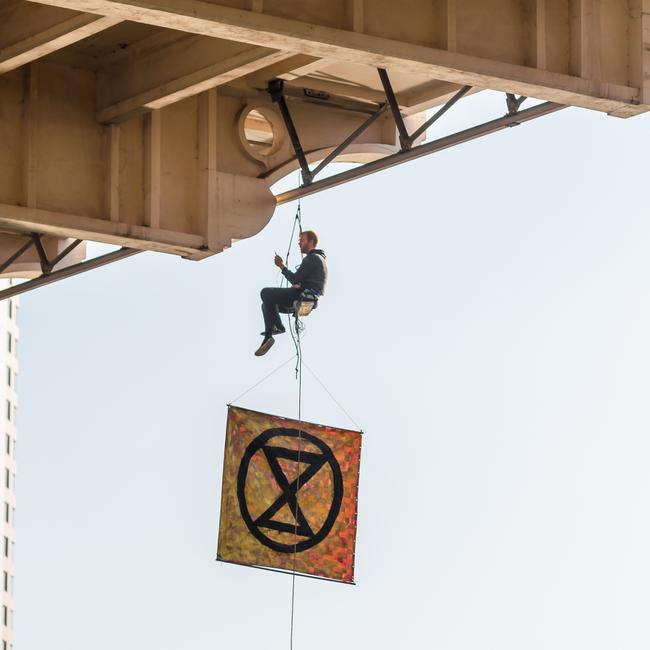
[293,289,318,317]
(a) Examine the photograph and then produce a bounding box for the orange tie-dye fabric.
[217,406,362,583]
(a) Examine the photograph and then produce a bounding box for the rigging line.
[289,174,305,650]
[283,200,304,378]
[284,172,303,269]
[227,355,297,405]
[302,362,363,432]
[289,316,303,650]
[284,204,300,268]
[287,310,300,379]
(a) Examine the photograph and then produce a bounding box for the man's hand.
[274,254,285,269]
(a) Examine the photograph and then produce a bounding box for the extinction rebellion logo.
[237,428,344,553]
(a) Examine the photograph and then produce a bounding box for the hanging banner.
[217,405,362,584]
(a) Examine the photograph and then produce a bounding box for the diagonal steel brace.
[0,238,35,275]
[378,69,472,150]
[309,103,388,181]
[268,79,313,184]
[377,68,411,150]
[31,233,82,274]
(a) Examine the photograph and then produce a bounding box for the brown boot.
[254,337,275,357]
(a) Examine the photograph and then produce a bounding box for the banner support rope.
[227,355,296,406]
[302,362,363,432]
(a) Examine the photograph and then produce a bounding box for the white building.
[0,284,18,650]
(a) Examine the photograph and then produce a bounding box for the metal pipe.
[275,101,566,206]
[0,247,142,301]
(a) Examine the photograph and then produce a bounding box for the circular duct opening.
[244,109,275,154]
[238,106,283,161]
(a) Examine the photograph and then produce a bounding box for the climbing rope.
[286,188,304,649]
[289,321,303,650]
[284,201,302,271]
[282,201,304,378]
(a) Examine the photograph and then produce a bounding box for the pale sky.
[13,90,650,649]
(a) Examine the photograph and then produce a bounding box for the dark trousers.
[260,287,300,337]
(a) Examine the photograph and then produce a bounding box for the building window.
[7,302,11,320]
[6,367,10,388]
[2,572,6,592]
[5,469,9,490]
[3,537,8,558]
[6,334,10,354]
[5,401,9,422]
[3,605,7,626]
[4,435,8,456]
[4,503,8,523]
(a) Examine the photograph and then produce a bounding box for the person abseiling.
[255,230,327,357]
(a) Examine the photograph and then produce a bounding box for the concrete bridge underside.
[0,0,648,278]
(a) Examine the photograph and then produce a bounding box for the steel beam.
[275,101,566,205]
[0,247,142,301]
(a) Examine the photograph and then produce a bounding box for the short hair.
[301,230,319,246]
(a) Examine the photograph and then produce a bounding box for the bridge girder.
[0,0,648,277]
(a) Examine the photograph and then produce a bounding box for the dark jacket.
[281,249,328,295]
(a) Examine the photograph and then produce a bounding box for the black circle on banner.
[237,427,344,553]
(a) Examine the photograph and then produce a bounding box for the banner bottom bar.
[216,557,356,586]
